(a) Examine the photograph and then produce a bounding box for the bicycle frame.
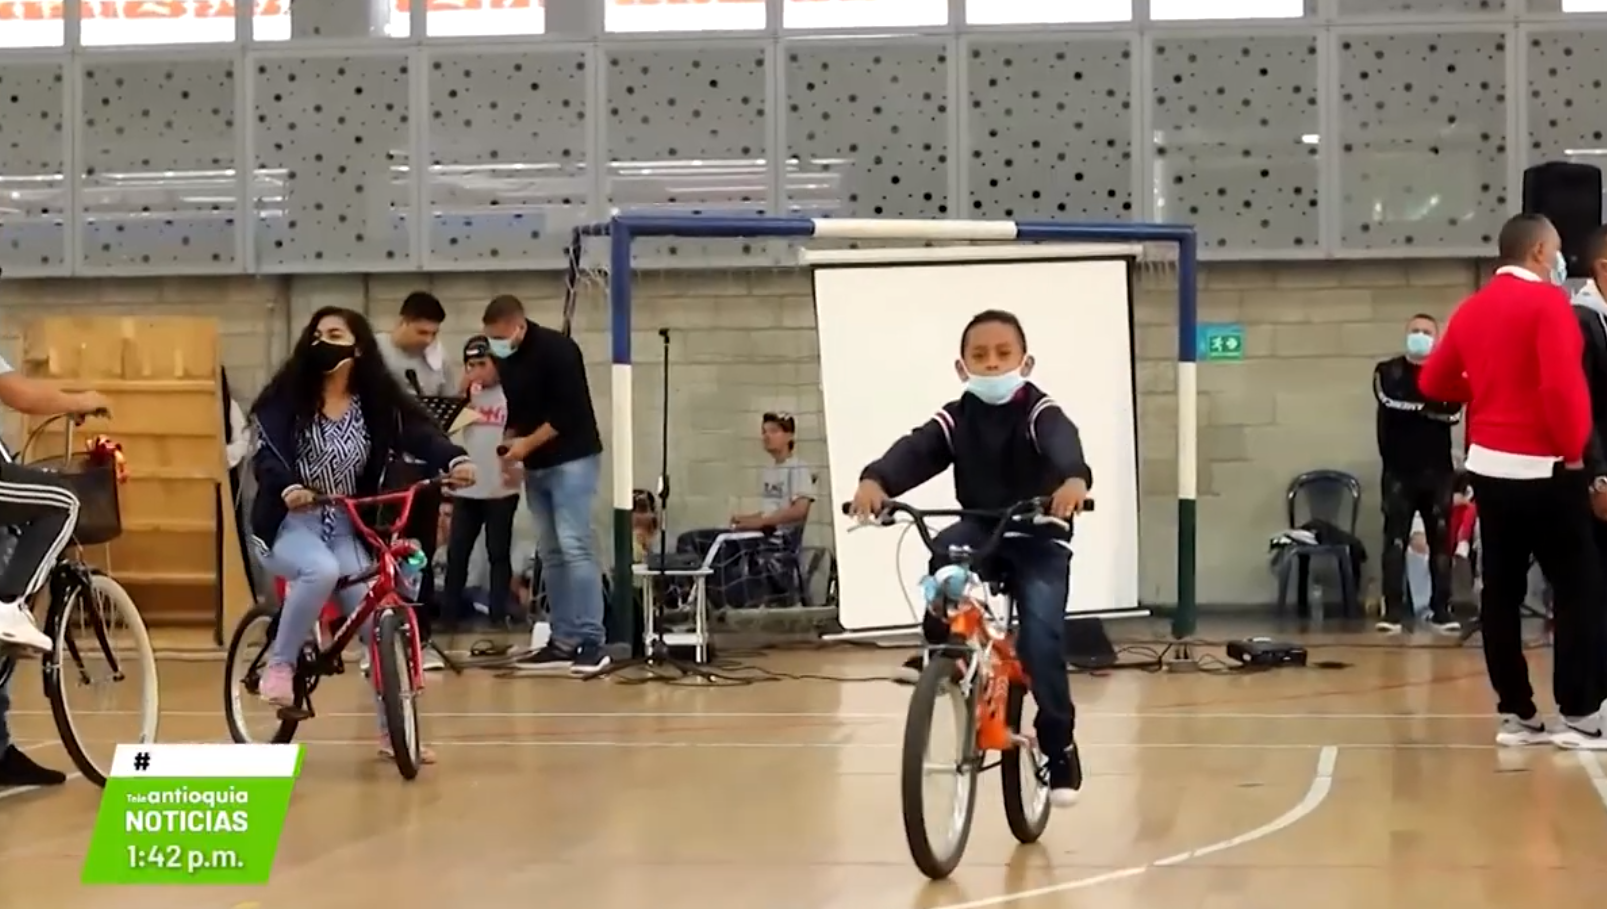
[847,496,1090,754]
[304,479,441,694]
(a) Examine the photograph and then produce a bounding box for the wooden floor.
[1,640,1604,908]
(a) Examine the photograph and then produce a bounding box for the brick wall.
[0,257,1482,606]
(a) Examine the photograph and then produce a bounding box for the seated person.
[632,489,659,562]
[675,412,817,607]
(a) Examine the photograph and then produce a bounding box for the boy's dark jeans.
[443,495,519,624]
[919,521,1075,759]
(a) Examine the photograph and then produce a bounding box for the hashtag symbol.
[132,752,151,772]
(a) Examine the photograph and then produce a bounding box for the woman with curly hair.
[250,307,472,763]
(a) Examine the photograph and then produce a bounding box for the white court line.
[926,746,1339,909]
[292,738,1477,751]
[4,709,1511,720]
[1576,752,1607,809]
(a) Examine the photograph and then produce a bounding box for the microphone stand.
[590,328,725,684]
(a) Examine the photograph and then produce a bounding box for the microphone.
[403,368,424,397]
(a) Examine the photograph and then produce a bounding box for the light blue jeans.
[1407,548,1433,620]
[265,509,373,667]
[0,658,13,752]
[524,454,603,648]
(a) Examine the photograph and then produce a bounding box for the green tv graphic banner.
[81,743,303,885]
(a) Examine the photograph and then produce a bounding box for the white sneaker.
[1494,714,1551,747]
[0,600,51,654]
[1551,716,1607,750]
[1374,620,1403,634]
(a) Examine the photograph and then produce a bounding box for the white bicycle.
[0,411,157,787]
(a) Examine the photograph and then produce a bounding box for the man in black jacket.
[482,295,609,676]
[1575,226,1607,530]
[1373,313,1462,635]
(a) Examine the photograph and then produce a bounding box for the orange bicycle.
[845,496,1091,880]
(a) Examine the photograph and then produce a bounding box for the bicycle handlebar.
[309,475,452,509]
[839,496,1093,564]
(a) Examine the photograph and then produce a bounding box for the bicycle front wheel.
[1001,681,1052,843]
[45,572,159,788]
[899,655,979,880]
[374,607,423,781]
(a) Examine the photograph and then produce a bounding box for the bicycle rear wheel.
[1001,681,1052,843]
[899,655,978,880]
[45,572,158,788]
[223,606,299,745]
[374,607,422,781]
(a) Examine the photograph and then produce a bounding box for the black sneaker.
[1428,607,1461,634]
[0,745,66,787]
[892,655,924,685]
[569,642,612,677]
[1045,743,1083,808]
[508,643,574,674]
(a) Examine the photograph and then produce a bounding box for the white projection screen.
[812,247,1142,633]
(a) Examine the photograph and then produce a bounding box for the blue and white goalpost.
[565,215,1200,648]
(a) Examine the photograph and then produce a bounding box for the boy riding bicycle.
[848,309,1091,806]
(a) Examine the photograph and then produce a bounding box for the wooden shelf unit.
[19,316,252,634]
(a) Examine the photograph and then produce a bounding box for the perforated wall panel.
[80,59,238,270]
[0,63,66,273]
[604,46,770,263]
[965,38,1132,222]
[1152,36,1319,251]
[1524,30,1607,179]
[1335,0,1502,14]
[252,54,414,268]
[785,42,950,230]
[426,50,588,268]
[1338,33,1508,250]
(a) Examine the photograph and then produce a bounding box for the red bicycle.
[222,477,446,780]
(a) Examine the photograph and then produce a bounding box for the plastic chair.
[1275,470,1362,621]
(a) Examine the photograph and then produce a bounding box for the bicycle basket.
[29,453,122,545]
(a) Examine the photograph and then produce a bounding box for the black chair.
[1275,469,1363,621]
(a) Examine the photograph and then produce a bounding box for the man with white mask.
[1372,313,1462,635]
[1570,226,1607,545]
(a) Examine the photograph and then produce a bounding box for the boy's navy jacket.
[860,382,1093,533]
[249,393,467,542]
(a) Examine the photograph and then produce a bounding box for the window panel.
[1150,0,1307,19]
[965,0,1131,24]
[80,0,236,46]
[783,0,946,30]
[427,0,545,37]
[0,1,65,47]
[606,0,765,33]
[254,0,407,41]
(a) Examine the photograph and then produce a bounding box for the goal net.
[561,215,1199,642]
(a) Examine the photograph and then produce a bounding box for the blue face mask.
[1552,250,1569,286]
[1405,331,1434,358]
[488,338,517,358]
[964,369,1026,405]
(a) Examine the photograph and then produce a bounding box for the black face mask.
[308,339,357,374]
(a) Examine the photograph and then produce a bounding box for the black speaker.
[1523,161,1604,278]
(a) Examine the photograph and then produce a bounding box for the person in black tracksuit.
[1373,313,1462,634]
[1569,226,1607,718]
[849,309,1092,807]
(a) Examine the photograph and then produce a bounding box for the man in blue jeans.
[482,295,610,675]
[0,659,67,786]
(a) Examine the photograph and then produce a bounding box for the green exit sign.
[1197,323,1245,362]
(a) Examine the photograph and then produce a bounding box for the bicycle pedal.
[276,705,313,721]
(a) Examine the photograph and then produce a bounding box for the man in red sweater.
[1419,212,1607,751]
